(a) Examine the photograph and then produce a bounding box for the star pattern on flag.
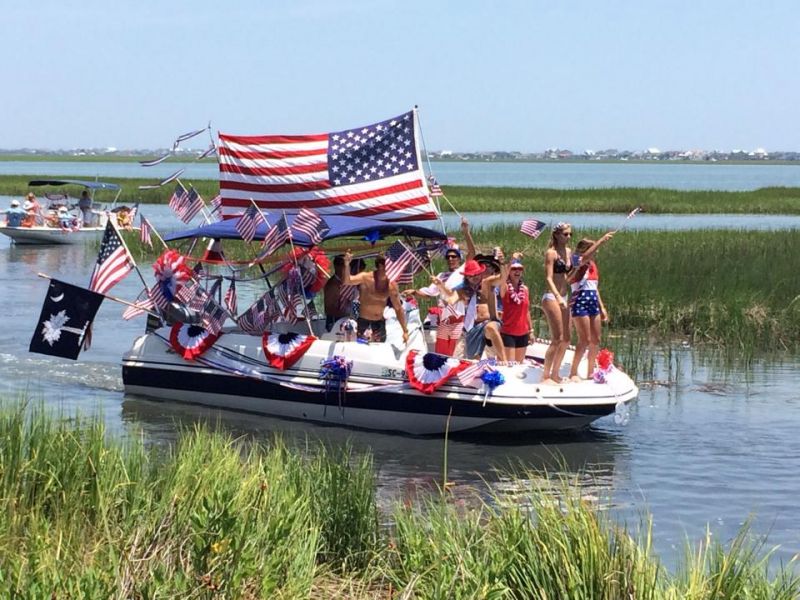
[328,113,418,186]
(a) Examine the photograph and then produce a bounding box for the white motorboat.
[1,179,132,245]
[120,215,637,436]
[122,324,637,435]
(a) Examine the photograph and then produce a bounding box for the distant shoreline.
[0,154,799,166]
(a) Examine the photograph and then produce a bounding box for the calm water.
[3,159,800,190]
[1,231,798,570]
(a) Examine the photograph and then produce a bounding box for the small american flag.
[169,182,188,216]
[209,194,222,214]
[520,218,546,239]
[180,188,205,223]
[235,204,266,243]
[224,279,237,315]
[262,215,291,253]
[88,221,135,295]
[291,208,330,245]
[149,283,170,310]
[200,298,227,335]
[384,240,415,283]
[122,295,155,320]
[139,215,153,248]
[457,359,490,387]
[626,206,642,219]
[428,175,443,197]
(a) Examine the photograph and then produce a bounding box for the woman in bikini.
[541,222,573,383]
[568,232,614,381]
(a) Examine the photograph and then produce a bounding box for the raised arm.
[579,231,615,262]
[342,251,369,286]
[461,217,477,261]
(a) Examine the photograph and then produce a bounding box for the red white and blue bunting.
[262,332,316,370]
[405,350,469,395]
[170,323,221,360]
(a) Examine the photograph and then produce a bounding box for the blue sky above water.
[4,1,799,151]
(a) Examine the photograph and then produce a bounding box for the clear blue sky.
[4,1,799,152]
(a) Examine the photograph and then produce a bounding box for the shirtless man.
[324,255,353,330]
[342,251,409,344]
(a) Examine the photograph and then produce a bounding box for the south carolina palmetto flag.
[217,110,439,222]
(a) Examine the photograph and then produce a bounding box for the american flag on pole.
[209,194,222,213]
[169,182,188,216]
[428,175,443,197]
[235,204,266,243]
[626,206,642,219]
[200,297,227,336]
[520,218,547,239]
[262,214,290,253]
[139,215,153,248]
[218,110,439,222]
[122,294,155,320]
[384,241,415,283]
[224,279,237,315]
[291,208,330,245]
[88,221,135,295]
[179,188,205,223]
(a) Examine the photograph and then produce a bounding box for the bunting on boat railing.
[262,332,316,370]
[169,322,221,360]
[405,350,469,395]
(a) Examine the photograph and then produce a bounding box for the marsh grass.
[3,174,800,213]
[0,403,797,598]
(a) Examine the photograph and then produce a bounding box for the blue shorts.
[571,290,600,317]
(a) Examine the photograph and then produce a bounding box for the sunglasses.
[560,232,572,237]
[445,254,459,259]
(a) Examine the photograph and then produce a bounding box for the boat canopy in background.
[217,110,439,222]
[28,179,121,191]
[164,214,445,246]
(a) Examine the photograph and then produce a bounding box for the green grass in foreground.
[2,174,800,213]
[0,403,797,598]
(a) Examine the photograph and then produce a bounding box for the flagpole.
[36,273,160,317]
[283,210,315,337]
[614,206,642,232]
[414,106,448,236]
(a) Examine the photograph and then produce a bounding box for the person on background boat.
[77,190,93,225]
[1,199,27,227]
[402,217,477,355]
[116,206,133,230]
[568,232,615,381]
[57,206,77,230]
[342,251,408,344]
[22,192,42,227]
[498,254,532,363]
[541,222,574,383]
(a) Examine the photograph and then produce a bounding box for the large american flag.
[218,110,439,222]
[88,221,135,295]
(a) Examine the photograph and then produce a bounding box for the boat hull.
[122,328,638,436]
[0,225,106,245]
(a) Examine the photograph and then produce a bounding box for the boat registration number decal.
[381,367,404,378]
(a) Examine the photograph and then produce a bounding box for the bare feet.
[569,375,582,383]
[540,377,556,385]
[551,375,563,384]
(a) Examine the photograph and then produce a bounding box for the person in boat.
[541,222,574,383]
[434,258,507,362]
[324,255,359,330]
[57,206,77,230]
[402,217,477,356]
[22,193,42,227]
[77,190,93,226]
[1,199,27,227]
[568,232,614,381]
[342,251,409,344]
[498,254,532,363]
[116,206,133,230]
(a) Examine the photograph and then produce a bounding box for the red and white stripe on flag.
[217,111,439,222]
